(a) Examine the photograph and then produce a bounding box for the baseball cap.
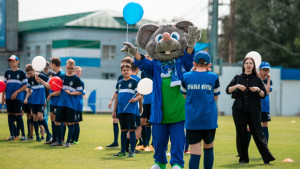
[8,55,19,61]
[194,51,211,64]
[259,62,271,69]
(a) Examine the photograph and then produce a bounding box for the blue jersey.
[50,70,65,106]
[57,74,83,110]
[141,71,153,104]
[76,80,85,112]
[261,79,273,113]
[181,71,220,130]
[27,74,48,105]
[116,78,138,115]
[4,69,27,101]
[131,75,141,116]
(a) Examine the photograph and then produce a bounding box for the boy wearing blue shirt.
[24,64,52,142]
[181,51,220,169]
[112,64,141,157]
[2,55,27,141]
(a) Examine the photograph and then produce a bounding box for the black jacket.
[226,73,266,113]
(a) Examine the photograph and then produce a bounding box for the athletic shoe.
[14,137,18,141]
[145,145,154,152]
[64,143,71,147]
[171,164,183,169]
[184,150,191,154]
[73,141,79,145]
[28,136,34,141]
[128,151,135,157]
[135,145,146,150]
[151,162,166,169]
[20,136,27,141]
[106,142,119,148]
[134,149,140,153]
[36,137,41,142]
[41,136,45,141]
[113,152,126,157]
[50,142,63,146]
[46,135,52,143]
[7,136,15,141]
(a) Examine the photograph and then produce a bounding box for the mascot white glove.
[184,26,202,48]
[121,42,138,57]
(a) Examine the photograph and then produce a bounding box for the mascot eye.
[171,32,180,40]
[155,34,163,42]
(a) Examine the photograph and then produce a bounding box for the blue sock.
[204,148,214,169]
[8,115,15,137]
[247,131,251,148]
[141,125,147,147]
[51,121,56,142]
[56,125,62,143]
[40,119,51,136]
[33,121,40,139]
[121,131,127,153]
[262,127,269,143]
[146,126,151,146]
[189,154,201,169]
[16,115,25,136]
[66,125,74,143]
[62,124,66,141]
[185,136,189,151]
[73,123,79,142]
[27,119,31,136]
[113,123,119,144]
[130,131,136,153]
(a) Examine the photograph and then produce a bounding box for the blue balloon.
[123,2,144,25]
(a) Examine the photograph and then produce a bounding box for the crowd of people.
[1,50,275,168]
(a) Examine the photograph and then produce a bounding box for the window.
[26,47,30,57]
[102,73,115,79]
[46,44,52,60]
[102,45,116,60]
[35,45,41,56]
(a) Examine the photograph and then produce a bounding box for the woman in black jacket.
[226,57,275,164]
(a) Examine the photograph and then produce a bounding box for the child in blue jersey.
[112,63,141,157]
[107,57,133,148]
[24,64,52,142]
[73,66,85,144]
[2,55,27,141]
[181,51,220,169]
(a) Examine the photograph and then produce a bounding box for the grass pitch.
[0,114,299,169]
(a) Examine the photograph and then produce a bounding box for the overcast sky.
[19,0,230,29]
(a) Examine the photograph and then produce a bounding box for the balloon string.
[123,93,137,111]
[126,24,129,42]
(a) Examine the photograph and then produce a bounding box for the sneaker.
[106,142,119,148]
[7,136,15,141]
[128,151,135,157]
[145,145,154,152]
[64,143,71,147]
[73,141,79,145]
[151,162,166,169]
[28,136,34,141]
[41,136,45,141]
[184,150,191,154]
[20,136,27,141]
[171,164,183,169]
[134,149,140,153]
[14,137,18,141]
[36,137,41,142]
[135,145,146,151]
[46,135,52,143]
[113,152,126,157]
[50,142,63,146]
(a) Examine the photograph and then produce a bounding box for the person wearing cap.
[226,57,275,165]
[180,51,220,169]
[2,55,27,141]
[258,62,272,143]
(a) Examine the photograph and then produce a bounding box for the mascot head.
[136,21,200,62]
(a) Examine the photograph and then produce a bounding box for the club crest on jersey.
[8,74,11,79]
[32,81,34,85]
[69,81,73,87]
[16,74,20,79]
[118,84,121,89]
[128,83,132,88]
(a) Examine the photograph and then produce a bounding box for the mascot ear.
[137,24,159,49]
[175,21,194,33]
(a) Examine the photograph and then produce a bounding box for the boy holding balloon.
[2,55,27,141]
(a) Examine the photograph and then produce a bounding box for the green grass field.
[0,114,299,169]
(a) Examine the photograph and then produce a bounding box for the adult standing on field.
[226,57,275,165]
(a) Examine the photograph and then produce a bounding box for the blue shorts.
[31,104,45,114]
[261,112,271,122]
[6,99,22,114]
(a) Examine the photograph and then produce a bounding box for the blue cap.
[259,62,271,69]
[194,51,211,64]
[8,55,19,61]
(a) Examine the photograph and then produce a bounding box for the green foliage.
[235,0,300,68]
[0,114,300,168]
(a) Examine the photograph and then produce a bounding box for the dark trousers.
[232,110,275,163]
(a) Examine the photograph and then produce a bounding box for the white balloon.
[245,51,262,69]
[32,56,46,71]
[137,78,153,95]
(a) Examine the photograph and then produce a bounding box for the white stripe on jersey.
[119,89,135,94]
[180,85,187,93]
[31,85,45,90]
[6,79,22,84]
[62,85,76,92]
[22,79,28,83]
[214,87,220,94]
[76,86,83,91]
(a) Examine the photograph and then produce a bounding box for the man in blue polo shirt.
[2,55,27,141]
[181,51,220,169]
